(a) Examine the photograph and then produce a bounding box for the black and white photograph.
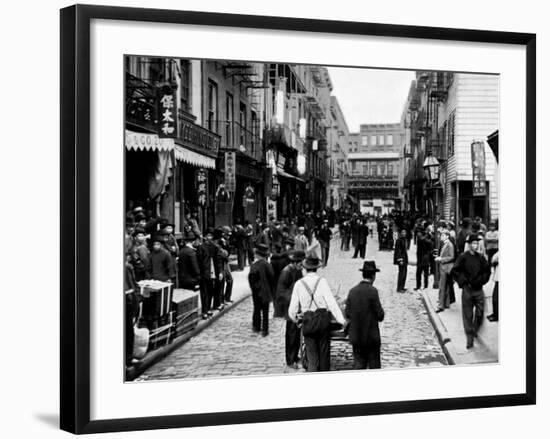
[124,57,500,381]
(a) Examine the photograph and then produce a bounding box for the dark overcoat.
[393,237,409,265]
[345,281,385,347]
[248,258,275,303]
[177,246,200,289]
[273,265,303,318]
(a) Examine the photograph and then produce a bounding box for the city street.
[136,231,447,381]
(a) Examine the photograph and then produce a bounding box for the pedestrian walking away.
[288,254,346,372]
[345,261,385,369]
[451,234,491,349]
[274,250,306,369]
[393,229,408,292]
[248,244,275,336]
[435,229,455,312]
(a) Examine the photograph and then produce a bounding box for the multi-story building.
[347,123,405,215]
[403,71,499,223]
[326,96,349,210]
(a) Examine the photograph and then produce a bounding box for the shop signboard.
[195,169,207,207]
[471,141,487,196]
[157,86,177,138]
[224,151,236,192]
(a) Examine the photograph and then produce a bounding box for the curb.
[126,290,252,381]
[419,290,459,365]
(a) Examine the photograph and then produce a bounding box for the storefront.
[276,167,306,220]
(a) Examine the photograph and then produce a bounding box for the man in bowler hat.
[393,229,409,292]
[248,244,274,336]
[345,261,385,369]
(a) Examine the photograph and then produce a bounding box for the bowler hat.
[289,250,306,262]
[302,254,322,270]
[134,213,146,222]
[161,222,175,230]
[359,260,380,273]
[466,234,480,243]
[213,228,223,240]
[205,227,215,236]
[132,227,146,237]
[183,232,197,241]
[151,234,165,244]
[254,243,270,257]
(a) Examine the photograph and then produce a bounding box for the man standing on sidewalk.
[393,229,409,292]
[248,244,274,336]
[451,234,491,348]
[435,229,455,312]
[414,228,432,291]
[317,219,333,267]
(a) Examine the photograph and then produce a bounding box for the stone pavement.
[136,231,447,381]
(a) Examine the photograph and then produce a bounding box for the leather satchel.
[300,278,331,337]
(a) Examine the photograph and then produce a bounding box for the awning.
[175,144,216,169]
[276,166,305,183]
[125,130,174,151]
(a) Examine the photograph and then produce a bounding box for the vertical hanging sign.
[158,85,177,138]
[471,141,487,196]
[224,151,236,192]
[196,169,207,207]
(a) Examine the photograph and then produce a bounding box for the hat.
[221,226,232,234]
[298,226,305,231]
[359,261,380,273]
[151,233,165,244]
[205,227,215,237]
[132,227,146,237]
[285,236,295,246]
[134,213,146,222]
[213,228,223,240]
[302,254,323,270]
[466,234,480,243]
[156,228,169,236]
[289,250,306,262]
[183,232,197,241]
[161,222,175,230]
[132,206,144,214]
[254,243,270,257]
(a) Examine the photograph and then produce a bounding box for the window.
[388,164,393,176]
[179,59,191,111]
[207,80,218,133]
[251,111,258,153]
[372,163,378,176]
[379,135,385,145]
[387,134,393,145]
[361,136,368,146]
[225,92,234,146]
[370,135,377,146]
[380,163,386,176]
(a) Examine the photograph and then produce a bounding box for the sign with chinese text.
[157,86,177,138]
[471,141,487,196]
[195,169,207,207]
[224,151,236,192]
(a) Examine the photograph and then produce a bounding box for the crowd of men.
[124,205,499,371]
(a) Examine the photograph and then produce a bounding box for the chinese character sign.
[224,151,236,193]
[196,169,207,207]
[471,141,487,196]
[157,86,177,138]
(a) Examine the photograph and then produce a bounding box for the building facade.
[347,123,405,214]
[326,96,349,210]
[403,72,499,223]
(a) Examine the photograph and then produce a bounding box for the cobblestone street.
[137,231,447,381]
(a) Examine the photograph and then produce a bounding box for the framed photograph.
[60,4,536,434]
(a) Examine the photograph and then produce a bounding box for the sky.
[328,67,415,132]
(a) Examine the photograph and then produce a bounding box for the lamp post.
[422,153,440,219]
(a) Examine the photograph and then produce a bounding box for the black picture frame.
[60,4,536,434]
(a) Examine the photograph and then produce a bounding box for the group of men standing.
[392,215,499,349]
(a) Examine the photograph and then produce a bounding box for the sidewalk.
[408,243,499,365]
[126,268,253,381]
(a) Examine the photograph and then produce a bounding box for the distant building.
[347,123,405,214]
[326,96,349,210]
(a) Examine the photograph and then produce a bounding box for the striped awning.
[175,144,216,169]
[125,130,174,151]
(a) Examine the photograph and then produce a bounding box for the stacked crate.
[171,289,200,337]
[137,280,174,351]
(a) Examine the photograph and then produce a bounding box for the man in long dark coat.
[345,260,385,369]
[274,250,305,368]
[177,232,200,290]
[196,228,222,319]
[248,244,274,336]
[414,229,433,290]
[353,219,368,259]
[393,229,409,292]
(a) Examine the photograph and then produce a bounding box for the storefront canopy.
[175,145,216,169]
[276,166,305,183]
[125,130,174,152]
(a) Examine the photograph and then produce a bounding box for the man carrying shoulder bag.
[288,254,346,372]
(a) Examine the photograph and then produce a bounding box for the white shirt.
[288,273,346,325]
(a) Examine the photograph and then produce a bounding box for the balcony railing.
[207,120,263,162]
[125,72,157,132]
[427,138,447,161]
